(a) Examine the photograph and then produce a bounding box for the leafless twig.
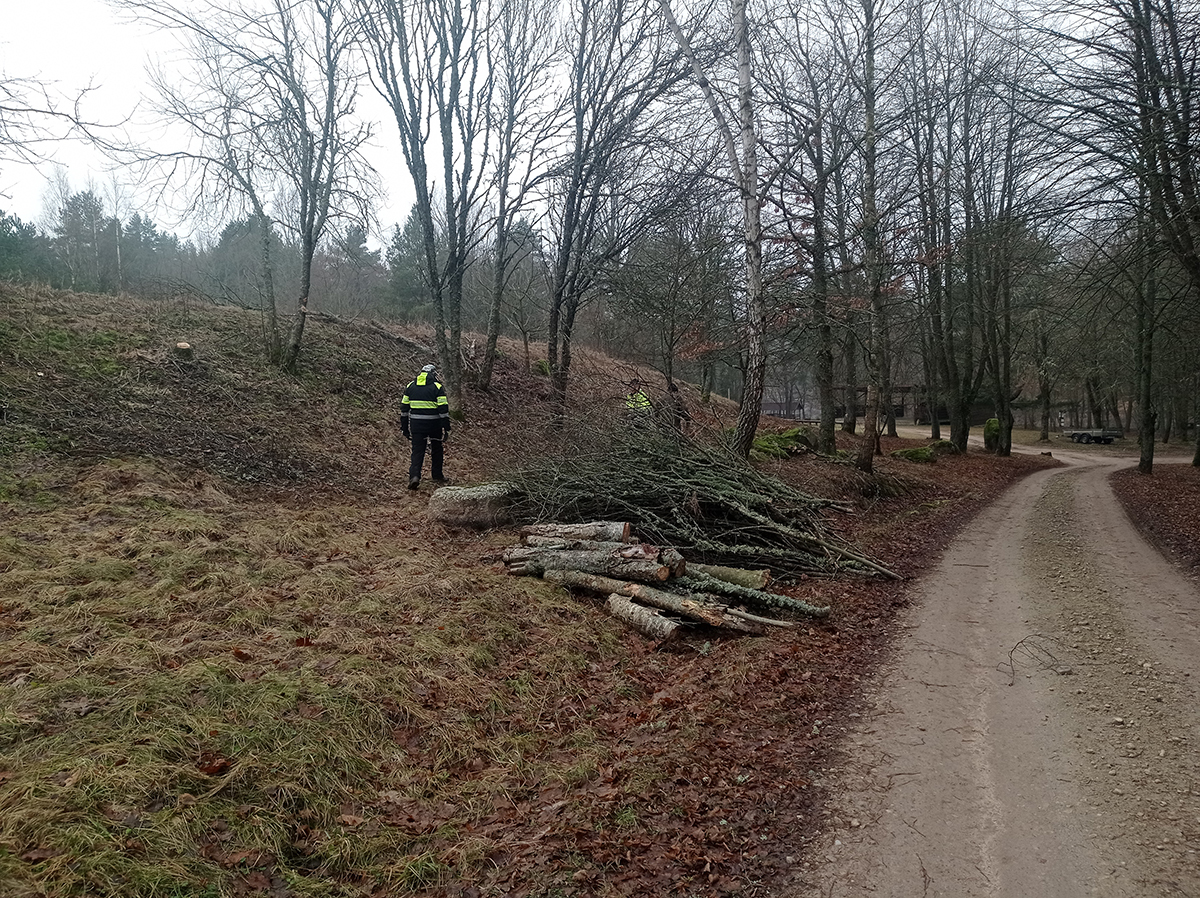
[998,633,1071,686]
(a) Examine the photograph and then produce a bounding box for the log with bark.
[428,482,518,528]
[502,519,821,640]
[517,534,687,576]
[503,546,672,582]
[519,521,632,542]
[503,531,693,583]
[606,594,681,642]
[678,571,830,617]
[542,570,789,634]
[688,562,770,590]
[520,535,629,550]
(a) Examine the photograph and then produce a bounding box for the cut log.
[689,562,770,590]
[171,341,194,361]
[542,570,785,633]
[427,482,516,528]
[606,594,680,641]
[516,539,683,572]
[543,570,724,625]
[519,521,632,543]
[659,546,687,577]
[679,572,831,617]
[502,547,670,582]
[520,536,648,554]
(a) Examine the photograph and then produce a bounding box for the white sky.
[1,0,410,243]
[1,1,154,226]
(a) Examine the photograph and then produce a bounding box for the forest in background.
[2,0,1200,468]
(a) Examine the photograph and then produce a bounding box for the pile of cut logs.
[502,521,830,641]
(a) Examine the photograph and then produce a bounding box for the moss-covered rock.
[929,439,960,456]
[750,427,815,461]
[890,446,936,464]
[983,417,1000,453]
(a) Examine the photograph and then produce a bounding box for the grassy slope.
[0,286,1058,898]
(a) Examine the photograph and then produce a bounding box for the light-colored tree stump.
[427,482,516,528]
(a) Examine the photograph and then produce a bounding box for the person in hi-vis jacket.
[401,364,451,489]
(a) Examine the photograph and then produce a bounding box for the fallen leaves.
[1111,463,1200,573]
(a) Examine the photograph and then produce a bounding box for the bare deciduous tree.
[761,0,858,456]
[474,0,559,390]
[0,75,99,168]
[122,0,375,372]
[359,0,496,412]
[539,0,692,409]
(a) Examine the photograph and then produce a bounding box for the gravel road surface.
[786,448,1200,897]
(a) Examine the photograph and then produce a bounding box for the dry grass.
[0,286,1063,897]
[0,454,637,896]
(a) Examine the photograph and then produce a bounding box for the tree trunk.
[814,273,837,455]
[728,0,766,460]
[1136,235,1157,475]
[283,235,314,374]
[854,0,880,473]
[840,313,858,435]
[1037,328,1051,442]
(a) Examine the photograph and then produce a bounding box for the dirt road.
[785,448,1200,897]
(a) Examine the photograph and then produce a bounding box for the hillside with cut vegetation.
[0,286,1097,898]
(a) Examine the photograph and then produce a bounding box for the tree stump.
[427,482,516,528]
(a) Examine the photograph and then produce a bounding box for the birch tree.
[660,0,769,457]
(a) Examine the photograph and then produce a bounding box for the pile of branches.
[504,428,896,580]
[502,521,829,640]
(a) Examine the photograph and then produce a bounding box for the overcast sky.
[1,0,409,243]
[1,0,157,225]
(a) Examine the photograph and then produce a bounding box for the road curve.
[783,448,1200,898]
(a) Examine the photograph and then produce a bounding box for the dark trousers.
[409,432,444,481]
